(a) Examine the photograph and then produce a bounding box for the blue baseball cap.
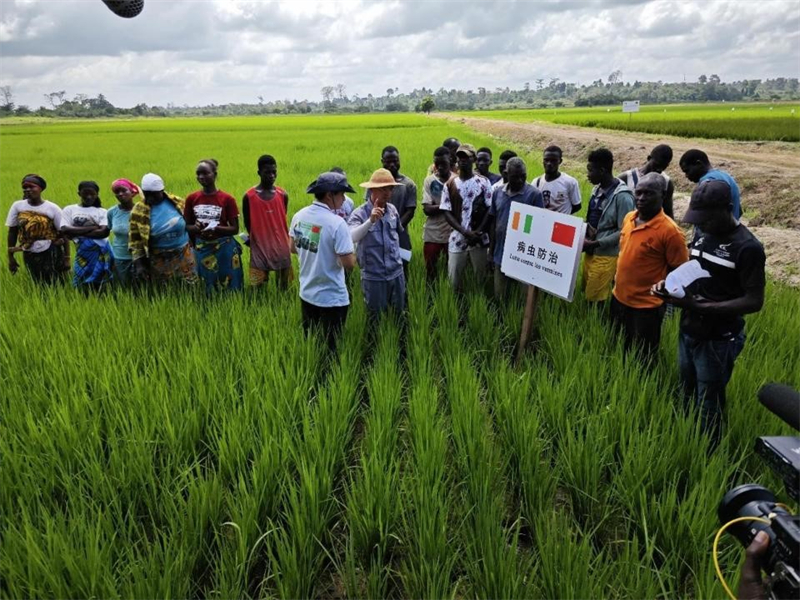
[306,171,355,194]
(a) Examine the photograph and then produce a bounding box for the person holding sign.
[440,144,494,291]
[582,148,635,302]
[611,173,688,354]
[488,157,544,299]
[652,180,765,449]
[290,171,357,349]
[348,169,405,315]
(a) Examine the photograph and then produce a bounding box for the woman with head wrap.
[107,178,139,286]
[128,173,197,286]
[184,159,243,293]
[60,180,113,291]
[5,174,69,284]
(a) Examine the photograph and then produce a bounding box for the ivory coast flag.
[510,211,577,248]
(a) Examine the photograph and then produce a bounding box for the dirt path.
[441,114,800,286]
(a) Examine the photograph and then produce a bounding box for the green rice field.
[1,113,798,598]
[461,103,800,142]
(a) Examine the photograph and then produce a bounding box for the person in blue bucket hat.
[289,171,357,349]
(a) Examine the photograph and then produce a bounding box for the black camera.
[717,384,800,600]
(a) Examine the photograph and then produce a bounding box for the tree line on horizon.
[1,74,798,119]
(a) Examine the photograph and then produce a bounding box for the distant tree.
[335,83,346,100]
[535,78,545,91]
[44,90,66,109]
[87,93,115,113]
[257,95,264,105]
[14,105,31,115]
[419,96,435,114]
[698,74,708,84]
[0,85,14,112]
[549,77,560,89]
[608,70,622,84]
[386,88,394,97]
[523,81,530,92]
[321,86,334,102]
[709,74,721,85]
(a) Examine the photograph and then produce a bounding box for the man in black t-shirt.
[652,180,765,449]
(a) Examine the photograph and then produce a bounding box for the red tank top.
[246,186,291,271]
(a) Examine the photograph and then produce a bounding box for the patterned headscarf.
[111,178,140,195]
[22,174,47,190]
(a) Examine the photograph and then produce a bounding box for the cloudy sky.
[1,0,798,109]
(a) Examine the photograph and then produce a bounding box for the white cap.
[141,173,165,192]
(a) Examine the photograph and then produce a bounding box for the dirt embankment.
[442,114,800,286]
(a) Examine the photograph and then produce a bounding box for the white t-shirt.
[5,199,62,253]
[61,204,109,245]
[289,201,355,307]
[532,173,582,214]
[618,167,671,191]
[61,205,108,229]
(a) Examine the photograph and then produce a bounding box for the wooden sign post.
[515,285,539,366]
[501,204,586,366]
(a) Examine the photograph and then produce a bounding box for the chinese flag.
[551,222,577,247]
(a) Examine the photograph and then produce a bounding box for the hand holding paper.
[664,259,711,298]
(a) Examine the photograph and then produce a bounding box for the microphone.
[102,0,144,18]
[758,383,800,431]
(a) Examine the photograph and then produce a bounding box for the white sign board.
[501,204,586,301]
[622,100,640,113]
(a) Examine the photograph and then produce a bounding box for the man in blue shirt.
[348,169,405,315]
[488,157,544,299]
[679,149,741,219]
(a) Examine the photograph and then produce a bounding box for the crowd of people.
[6,139,764,448]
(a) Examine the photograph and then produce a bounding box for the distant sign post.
[501,204,586,363]
[622,100,640,113]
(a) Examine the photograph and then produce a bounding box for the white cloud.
[0,0,797,109]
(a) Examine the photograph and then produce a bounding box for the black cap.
[306,171,355,195]
[683,179,733,224]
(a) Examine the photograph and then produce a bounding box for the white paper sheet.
[399,248,412,262]
[665,259,711,298]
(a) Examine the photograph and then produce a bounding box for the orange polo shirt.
[613,210,689,308]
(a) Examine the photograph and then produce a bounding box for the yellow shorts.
[582,254,617,302]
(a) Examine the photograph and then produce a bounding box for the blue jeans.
[678,330,746,448]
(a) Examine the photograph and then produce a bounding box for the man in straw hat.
[348,168,406,315]
[289,171,357,349]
